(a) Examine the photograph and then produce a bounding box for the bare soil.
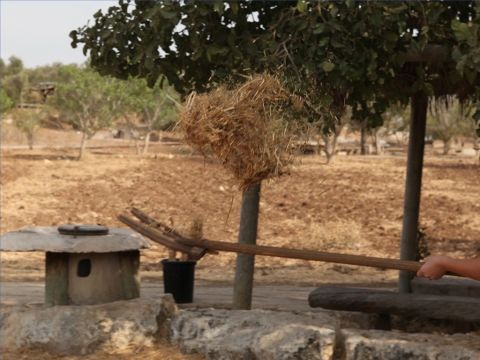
[2,128,479,285]
[1,127,479,359]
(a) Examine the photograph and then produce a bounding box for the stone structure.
[1,304,479,358]
[0,296,177,355]
[0,225,150,305]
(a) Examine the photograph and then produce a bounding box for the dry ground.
[1,127,479,359]
[2,128,479,285]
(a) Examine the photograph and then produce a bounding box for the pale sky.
[1,0,117,68]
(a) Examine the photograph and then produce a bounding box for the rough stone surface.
[0,296,177,355]
[0,226,150,253]
[171,308,337,360]
[341,329,480,360]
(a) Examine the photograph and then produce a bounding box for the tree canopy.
[49,65,119,159]
[72,0,480,129]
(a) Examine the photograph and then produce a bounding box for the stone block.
[171,308,337,360]
[0,296,177,355]
[340,329,480,360]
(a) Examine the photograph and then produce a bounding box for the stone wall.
[1,298,479,359]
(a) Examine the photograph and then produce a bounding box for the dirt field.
[2,128,479,285]
[1,127,479,359]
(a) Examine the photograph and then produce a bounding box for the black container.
[161,259,196,303]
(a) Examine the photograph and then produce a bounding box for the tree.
[111,77,179,154]
[14,108,42,150]
[127,79,178,154]
[428,98,475,155]
[50,66,117,160]
[0,88,13,113]
[73,0,480,297]
[0,56,24,78]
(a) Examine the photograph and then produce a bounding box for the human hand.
[416,255,451,280]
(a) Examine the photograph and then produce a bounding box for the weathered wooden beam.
[308,286,480,322]
[175,237,422,273]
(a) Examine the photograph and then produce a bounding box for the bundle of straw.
[178,74,294,189]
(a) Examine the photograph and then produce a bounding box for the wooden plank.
[45,252,69,306]
[175,237,422,273]
[308,286,480,322]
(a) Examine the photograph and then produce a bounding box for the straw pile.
[178,74,295,189]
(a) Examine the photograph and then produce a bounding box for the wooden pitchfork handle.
[175,237,424,273]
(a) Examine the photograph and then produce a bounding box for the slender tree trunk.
[322,133,338,164]
[360,124,367,155]
[27,132,34,150]
[324,137,333,164]
[399,92,428,293]
[442,139,451,155]
[142,131,151,155]
[78,132,88,160]
[372,129,383,155]
[233,182,261,310]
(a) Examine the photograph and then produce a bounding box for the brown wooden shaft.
[176,238,422,272]
[118,215,194,254]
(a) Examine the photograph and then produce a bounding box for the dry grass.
[178,74,295,189]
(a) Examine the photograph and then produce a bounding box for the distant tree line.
[0,56,179,159]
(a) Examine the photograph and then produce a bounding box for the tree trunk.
[360,124,367,155]
[233,182,261,310]
[78,132,88,160]
[322,134,338,164]
[142,132,152,155]
[443,139,451,155]
[399,92,428,293]
[27,132,34,150]
[372,129,383,155]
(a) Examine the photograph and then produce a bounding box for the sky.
[1,0,117,68]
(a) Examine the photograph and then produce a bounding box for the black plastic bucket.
[161,259,196,303]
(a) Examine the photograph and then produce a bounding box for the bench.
[308,285,480,324]
[411,277,480,297]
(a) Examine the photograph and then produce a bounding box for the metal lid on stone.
[0,226,150,253]
[58,224,109,236]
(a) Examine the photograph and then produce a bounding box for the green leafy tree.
[14,109,42,150]
[0,58,5,79]
[3,56,24,77]
[134,81,179,154]
[0,88,14,113]
[50,66,117,160]
[428,98,475,154]
[112,77,179,154]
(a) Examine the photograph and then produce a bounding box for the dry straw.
[178,74,295,189]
